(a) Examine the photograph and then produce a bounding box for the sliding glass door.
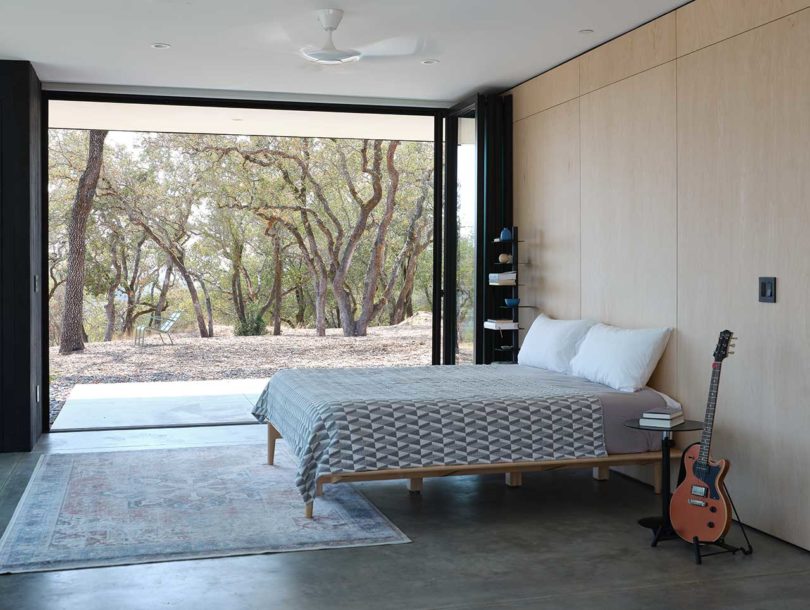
[443,99,481,364]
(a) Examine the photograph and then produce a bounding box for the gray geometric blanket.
[252,365,607,503]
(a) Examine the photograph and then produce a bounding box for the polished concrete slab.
[51,379,268,430]
[1,426,808,610]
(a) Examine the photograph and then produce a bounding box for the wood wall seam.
[676,0,810,56]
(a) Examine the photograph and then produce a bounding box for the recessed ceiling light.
[151,42,172,49]
[421,59,440,65]
[578,29,594,35]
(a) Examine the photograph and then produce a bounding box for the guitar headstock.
[713,329,736,362]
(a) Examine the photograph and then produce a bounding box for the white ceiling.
[1,0,688,106]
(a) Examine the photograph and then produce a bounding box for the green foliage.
[48,128,436,343]
[233,304,268,337]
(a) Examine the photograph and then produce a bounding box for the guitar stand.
[690,485,753,565]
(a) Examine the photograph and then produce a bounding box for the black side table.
[624,418,703,546]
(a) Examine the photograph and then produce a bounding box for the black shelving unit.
[486,226,523,363]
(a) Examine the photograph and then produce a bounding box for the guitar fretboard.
[698,362,723,465]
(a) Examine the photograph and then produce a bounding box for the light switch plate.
[759,277,776,303]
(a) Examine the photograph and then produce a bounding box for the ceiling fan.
[301,9,361,64]
[300,8,428,66]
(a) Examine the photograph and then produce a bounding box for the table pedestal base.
[638,516,678,546]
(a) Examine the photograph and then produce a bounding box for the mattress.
[252,365,671,502]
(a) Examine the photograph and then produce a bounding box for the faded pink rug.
[0,443,408,573]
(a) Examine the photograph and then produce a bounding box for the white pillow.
[570,323,672,392]
[518,314,596,373]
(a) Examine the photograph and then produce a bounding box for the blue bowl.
[504,298,520,307]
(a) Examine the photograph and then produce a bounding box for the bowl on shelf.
[504,297,520,307]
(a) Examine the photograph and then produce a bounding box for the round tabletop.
[623,418,704,432]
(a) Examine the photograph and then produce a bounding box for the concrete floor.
[52,379,267,430]
[1,426,809,610]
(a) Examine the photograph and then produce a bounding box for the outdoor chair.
[134,312,181,346]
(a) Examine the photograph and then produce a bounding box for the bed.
[252,364,679,517]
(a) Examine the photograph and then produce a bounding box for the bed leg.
[505,472,523,488]
[653,462,662,495]
[407,478,423,493]
[305,501,314,519]
[267,424,281,465]
[315,480,324,497]
[592,465,610,481]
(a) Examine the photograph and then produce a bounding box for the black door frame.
[442,96,480,365]
[441,94,513,366]
[40,90,448,433]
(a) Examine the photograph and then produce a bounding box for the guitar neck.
[698,362,723,464]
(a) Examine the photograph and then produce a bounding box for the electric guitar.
[670,329,736,543]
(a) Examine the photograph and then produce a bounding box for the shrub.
[234,305,268,336]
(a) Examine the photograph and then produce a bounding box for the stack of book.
[483,319,519,330]
[639,406,685,428]
[488,271,516,286]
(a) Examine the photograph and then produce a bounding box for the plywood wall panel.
[510,0,810,549]
[580,63,678,395]
[580,12,676,95]
[513,99,581,332]
[509,60,580,123]
[676,9,810,550]
[677,0,810,56]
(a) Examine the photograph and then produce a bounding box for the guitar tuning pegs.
[729,343,736,348]
[728,350,735,355]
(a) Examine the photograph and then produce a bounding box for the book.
[484,320,519,330]
[488,271,516,282]
[639,415,685,428]
[641,407,684,420]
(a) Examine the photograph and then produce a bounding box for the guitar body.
[670,443,732,543]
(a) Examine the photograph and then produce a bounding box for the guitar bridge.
[688,499,707,507]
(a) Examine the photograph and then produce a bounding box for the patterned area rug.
[0,443,409,573]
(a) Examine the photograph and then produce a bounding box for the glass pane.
[455,116,476,363]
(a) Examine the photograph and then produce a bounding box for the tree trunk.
[154,258,173,322]
[294,285,306,327]
[103,295,116,341]
[59,130,108,354]
[390,259,419,326]
[271,232,282,336]
[197,276,215,337]
[230,241,246,324]
[176,265,209,338]
[121,236,147,336]
[103,238,122,341]
[333,288,357,336]
[313,276,327,337]
[349,141,401,336]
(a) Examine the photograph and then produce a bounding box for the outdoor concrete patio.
[50,378,268,430]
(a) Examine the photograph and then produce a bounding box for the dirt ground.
[49,314,433,424]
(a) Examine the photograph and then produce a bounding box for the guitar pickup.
[688,499,707,507]
[691,485,707,497]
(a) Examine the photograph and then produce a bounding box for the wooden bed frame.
[266,424,677,518]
